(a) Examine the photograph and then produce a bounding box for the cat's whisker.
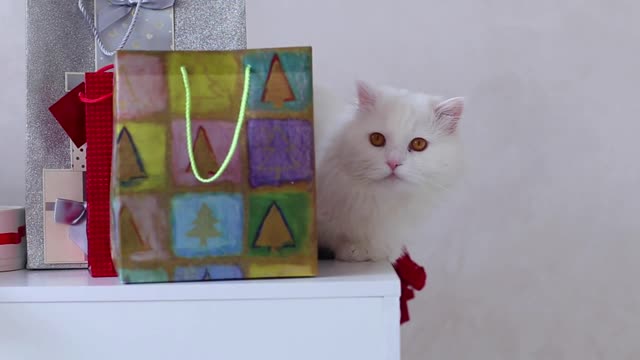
[425,179,450,192]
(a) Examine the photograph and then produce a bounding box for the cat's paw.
[334,242,371,262]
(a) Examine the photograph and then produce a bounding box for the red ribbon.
[392,249,427,325]
[0,225,26,245]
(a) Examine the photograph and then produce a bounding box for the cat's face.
[335,82,464,192]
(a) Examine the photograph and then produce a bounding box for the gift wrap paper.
[112,47,316,283]
[94,0,175,68]
[97,0,247,68]
[25,0,247,269]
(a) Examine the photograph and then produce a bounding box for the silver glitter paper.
[175,0,246,51]
[25,0,247,269]
[25,0,95,269]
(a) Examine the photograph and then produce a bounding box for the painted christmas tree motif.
[120,206,148,256]
[202,268,212,280]
[185,126,219,176]
[117,127,147,184]
[261,54,296,108]
[254,202,295,253]
[187,204,221,247]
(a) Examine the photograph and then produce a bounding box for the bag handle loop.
[78,64,115,103]
[180,65,252,183]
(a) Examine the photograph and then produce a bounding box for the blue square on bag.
[171,193,244,258]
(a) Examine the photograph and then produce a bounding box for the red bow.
[0,226,26,245]
[392,249,427,325]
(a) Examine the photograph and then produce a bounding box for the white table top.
[0,260,399,302]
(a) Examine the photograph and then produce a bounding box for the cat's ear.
[356,81,376,110]
[434,97,464,134]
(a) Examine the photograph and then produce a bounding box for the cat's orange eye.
[409,137,428,152]
[369,132,386,147]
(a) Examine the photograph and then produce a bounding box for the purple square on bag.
[247,119,313,187]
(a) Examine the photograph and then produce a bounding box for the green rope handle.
[180,64,252,183]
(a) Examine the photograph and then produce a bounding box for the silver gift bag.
[25,0,247,269]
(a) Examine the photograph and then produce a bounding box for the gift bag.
[83,65,118,277]
[27,0,247,269]
[112,47,317,283]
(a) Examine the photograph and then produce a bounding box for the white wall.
[247,1,640,359]
[2,1,639,358]
[0,2,26,206]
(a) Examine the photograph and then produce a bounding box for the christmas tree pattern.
[202,268,212,280]
[120,206,148,256]
[261,54,296,108]
[187,204,221,247]
[185,126,219,176]
[117,127,147,184]
[254,202,295,253]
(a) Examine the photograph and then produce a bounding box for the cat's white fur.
[316,82,464,261]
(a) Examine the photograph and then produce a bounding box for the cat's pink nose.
[386,160,401,170]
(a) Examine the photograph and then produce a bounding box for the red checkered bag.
[82,65,117,277]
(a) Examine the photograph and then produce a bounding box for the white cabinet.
[0,261,400,360]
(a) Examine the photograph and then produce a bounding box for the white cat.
[316,82,465,262]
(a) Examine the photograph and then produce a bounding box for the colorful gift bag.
[112,47,317,283]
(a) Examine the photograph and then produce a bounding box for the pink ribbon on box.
[54,198,87,225]
[53,198,89,255]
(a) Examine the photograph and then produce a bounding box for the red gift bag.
[82,65,117,277]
